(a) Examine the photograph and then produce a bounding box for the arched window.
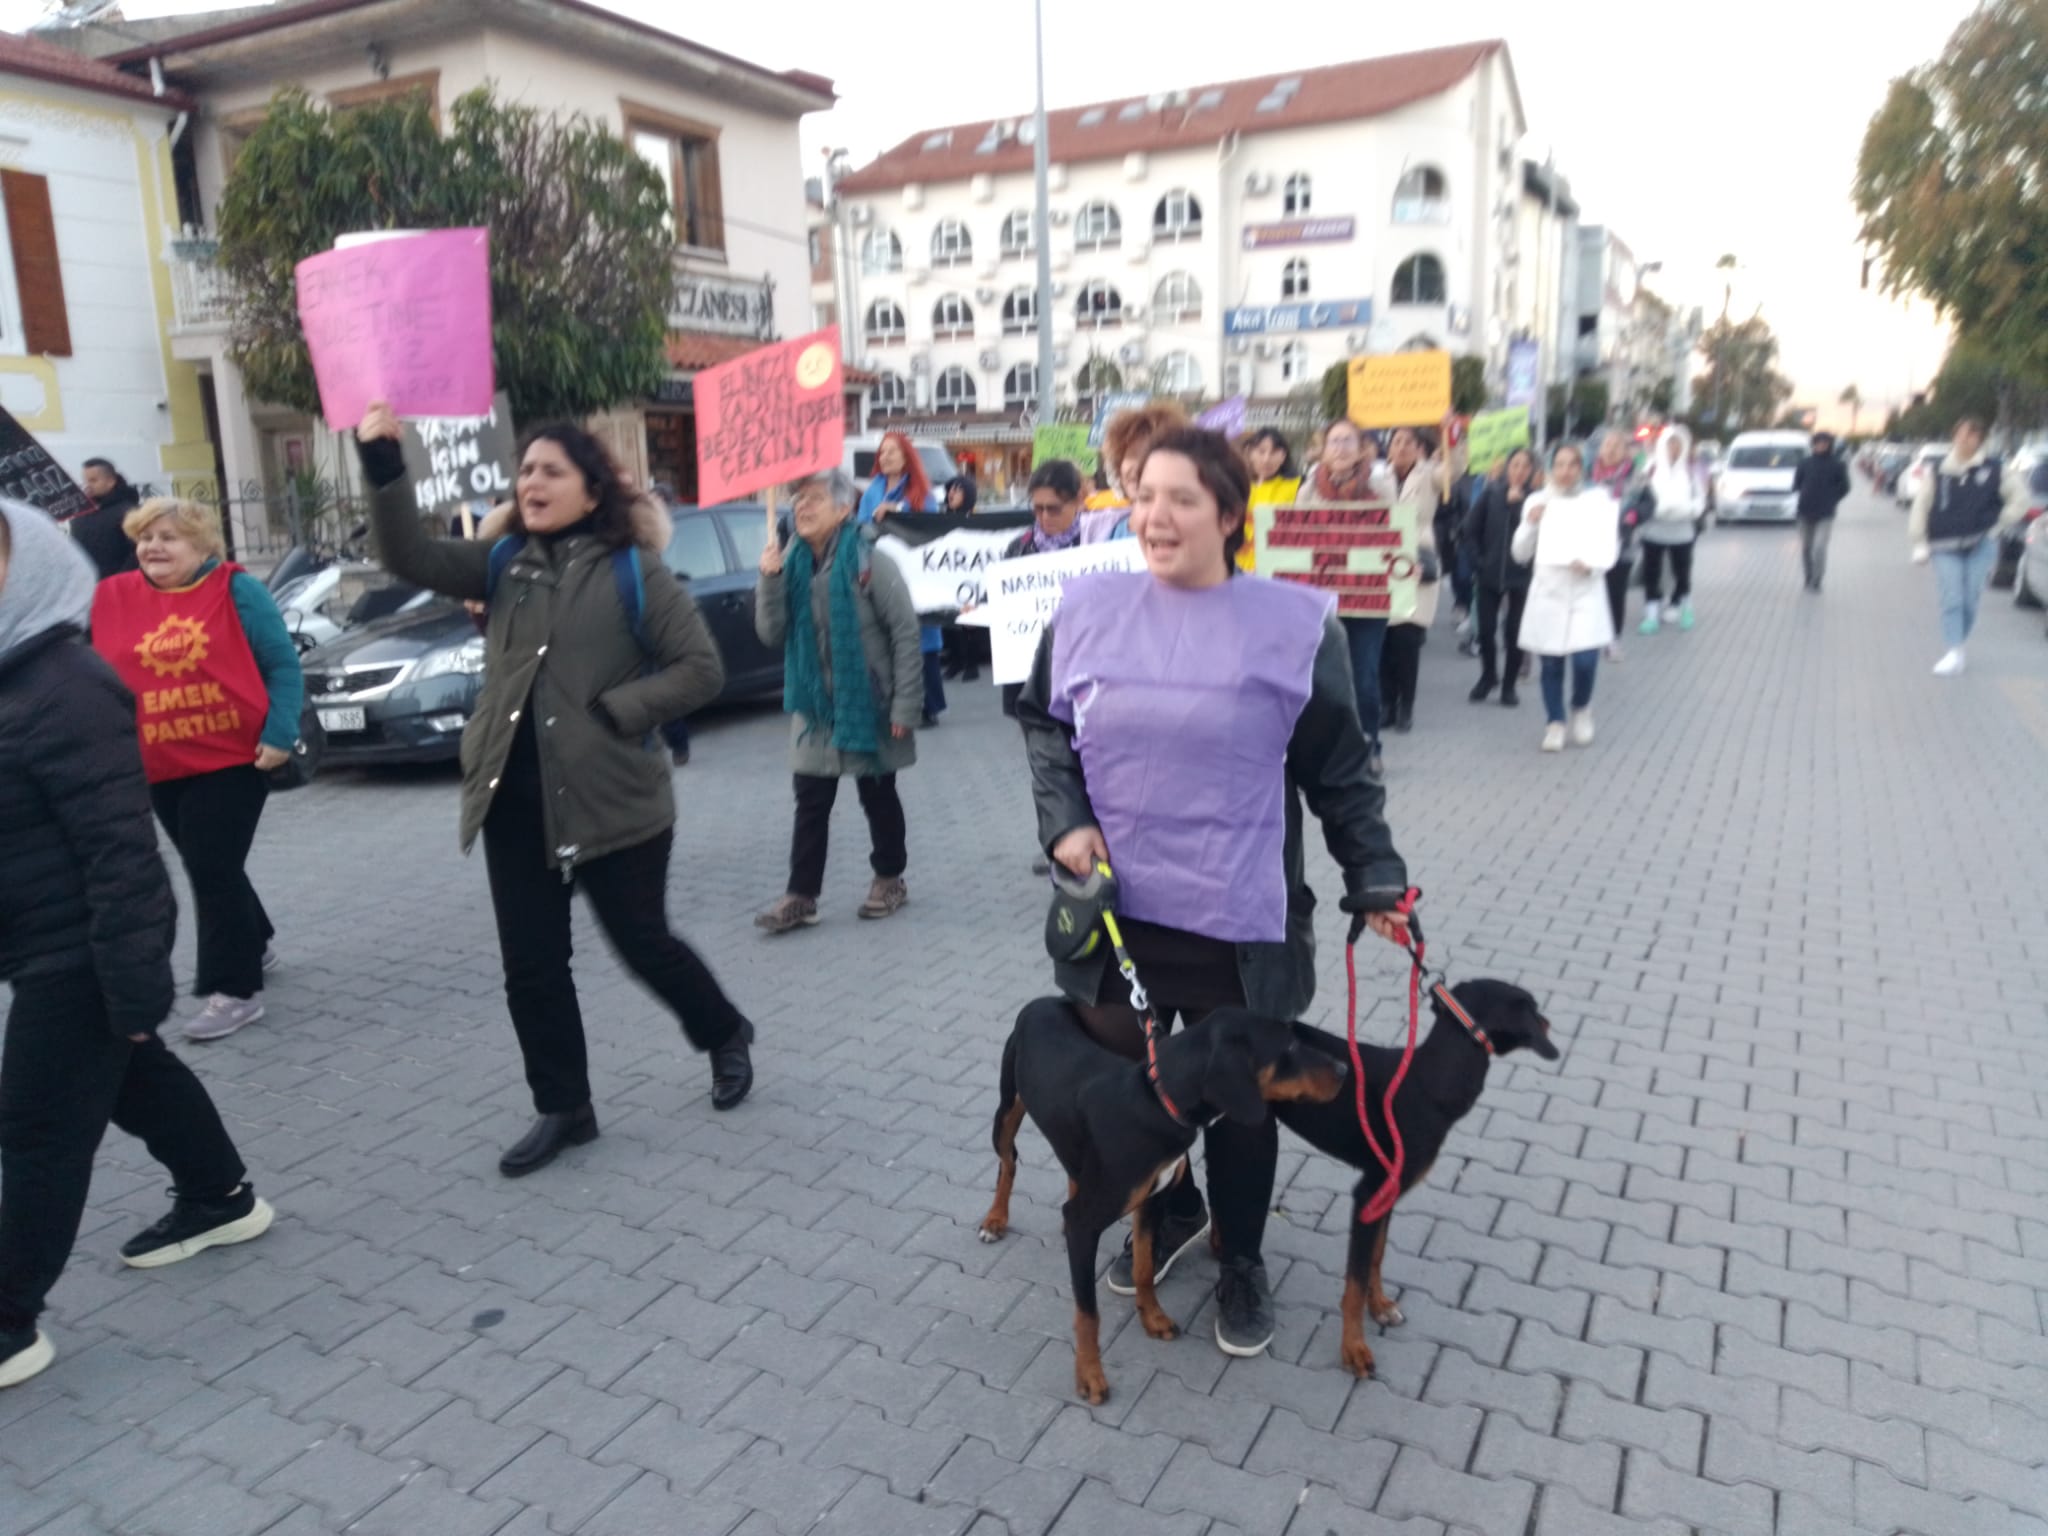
[1075,279,1123,328]
[1000,209,1034,258]
[1391,253,1446,306]
[864,299,907,342]
[1283,172,1311,216]
[861,227,903,274]
[1279,341,1310,384]
[1282,258,1310,299]
[932,293,974,339]
[931,219,972,267]
[871,372,910,417]
[934,366,977,414]
[1002,287,1039,335]
[1154,352,1202,395]
[1003,362,1038,410]
[1152,188,1202,240]
[1393,166,1449,224]
[1153,272,1202,322]
[1075,200,1121,251]
[1074,355,1122,409]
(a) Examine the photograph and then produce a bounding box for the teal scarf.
[783,523,880,754]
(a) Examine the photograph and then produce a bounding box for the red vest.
[92,565,268,783]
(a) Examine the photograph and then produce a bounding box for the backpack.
[484,536,649,655]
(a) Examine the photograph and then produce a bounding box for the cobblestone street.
[5,487,2046,1536]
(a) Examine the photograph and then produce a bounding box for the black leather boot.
[711,1020,755,1111]
[499,1104,598,1178]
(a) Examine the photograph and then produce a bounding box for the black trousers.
[150,765,274,1000]
[1604,555,1633,636]
[0,970,245,1331]
[1474,583,1528,683]
[789,773,907,899]
[1640,541,1694,604]
[482,791,748,1115]
[1379,625,1424,717]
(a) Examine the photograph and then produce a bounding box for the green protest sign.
[1032,423,1097,472]
[1467,408,1530,474]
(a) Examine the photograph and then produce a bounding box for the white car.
[1896,443,1945,509]
[1713,432,1809,523]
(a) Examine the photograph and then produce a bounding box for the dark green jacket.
[362,451,723,871]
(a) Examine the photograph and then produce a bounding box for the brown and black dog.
[978,998,1346,1403]
[1273,978,1558,1378]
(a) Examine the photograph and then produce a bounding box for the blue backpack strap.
[484,534,525,604]
[611,546,648,655]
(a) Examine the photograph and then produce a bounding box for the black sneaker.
[120,1184,273,1269]
[1106,1200,1211,1296]
[1213,1256,1276,1357]
[0,1326,53,1389]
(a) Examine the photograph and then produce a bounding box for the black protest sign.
[0,405,94,521]
[399,393,517,519]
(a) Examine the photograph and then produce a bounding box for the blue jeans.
[921,652,946,718]
[1539,650,1599,724]
[1339,616,1386,747]
[1932,539,1998,649]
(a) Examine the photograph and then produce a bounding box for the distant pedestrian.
[1296,418,1396,778]
[90,498,302,1043]
[69,458,141,580]
[1465,446,1535,705]
[1792,431,1851,592]
[1638,424,1703,633]
[1003,459,1086,876]
[756,466,923,933]
[1242,427,1301,573]
[356,400,756,1175]
[1,502,274,1392]
[1378,426,1445,737]
[939,474,983,686]
[1514,443,1618,751]
[860,433,945,723]
[1910,416,2025,675]
[1587,430,1639,660]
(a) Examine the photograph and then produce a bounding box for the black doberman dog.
[978,997,1346,1404]
[1272,978,1558,1379]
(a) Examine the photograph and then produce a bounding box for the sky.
[7,0,1979,430]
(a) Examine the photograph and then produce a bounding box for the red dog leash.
[1346,888,1424,1227]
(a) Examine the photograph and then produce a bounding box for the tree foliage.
[1545,379,1609,441]
[1686,313,1793,437]
[1451,355,1488,415]
[217,86,676,423]
[1886,332,2048,439]
[1854,0,2048,392]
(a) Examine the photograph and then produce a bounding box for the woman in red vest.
[91,499,303,1042]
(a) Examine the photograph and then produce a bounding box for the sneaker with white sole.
[1107,1202,1211,1296]
[0,1327,53,1389]
[1570,709,1596,746]
[120,1184,274,1268]
[1933,648,1966,676]
[261,946,278,975]
[1213,1256,1276,1357]
[184,993,264,1042]
[1541,722,1567,753]
[1676,601,1695,631]
[754,895,819,934]
[858,876,908,920]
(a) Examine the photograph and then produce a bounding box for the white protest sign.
[871,515,1031,615]
[1532,490,1621,571]
[988,541,1146,685]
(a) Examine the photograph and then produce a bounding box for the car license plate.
[318,707,365,733]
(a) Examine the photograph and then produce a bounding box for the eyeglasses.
[1030,500,1067,516]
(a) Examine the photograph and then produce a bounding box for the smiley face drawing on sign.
[795,343,836,391]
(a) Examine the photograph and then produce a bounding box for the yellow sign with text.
[1347,351,1452,430]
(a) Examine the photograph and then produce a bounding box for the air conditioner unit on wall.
[909,267,931,285]
[1050,281,1069,298]
[1128,240,1151,264]
[1254,341,1276,360]
[1222,362,1248,395]
[1118,342,1145,366]
[1229,336,1251,356]
[979,348,1001,370]
[848,203,874,226]
[975,286,998,304]
[1244,171,1273,196]
[1048,207,1070,226]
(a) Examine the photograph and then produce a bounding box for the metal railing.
[136,474,368,572]
[166,236,234,333]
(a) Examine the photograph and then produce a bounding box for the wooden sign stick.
[764,483,779,550]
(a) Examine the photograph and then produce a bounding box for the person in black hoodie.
[1464,447,1536,706]
[1791,432,1851,592]
[69,459,142,580]
[0,499,274,1390]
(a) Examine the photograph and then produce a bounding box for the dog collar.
[1434,984,1492,1055]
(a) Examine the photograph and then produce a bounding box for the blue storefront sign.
[1222,298,1373,336]
[1505,339,1541,407]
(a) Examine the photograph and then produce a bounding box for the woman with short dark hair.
[1241,427,1301,574]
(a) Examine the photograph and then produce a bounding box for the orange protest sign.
[1346,351,1452,430]
[694,326,845,504]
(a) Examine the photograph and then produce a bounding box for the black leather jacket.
[1017,610,1407,1019]
[1464,480,1534,593]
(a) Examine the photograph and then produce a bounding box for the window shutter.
[2,171,72,358]
[696,140,725,254]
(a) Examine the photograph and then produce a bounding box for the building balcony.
[166,236,233,335]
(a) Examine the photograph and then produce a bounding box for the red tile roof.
[0,29,193,110]
[838,41,1503,194]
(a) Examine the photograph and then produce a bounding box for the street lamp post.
[1030,0,1056,422]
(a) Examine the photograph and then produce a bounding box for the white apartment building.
[833,41,1525,451]
[1511,159,1578,402]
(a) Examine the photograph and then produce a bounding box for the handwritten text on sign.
[1253,500,1421,621]
[0,405,93,520]
[295,229,495,430]
[693,327,845,504]
[1347,350,1451,430]
[987,541,1146,685]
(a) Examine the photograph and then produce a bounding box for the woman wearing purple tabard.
[1017,427,1414,1360]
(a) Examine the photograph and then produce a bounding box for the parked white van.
[1714,431,1809,523]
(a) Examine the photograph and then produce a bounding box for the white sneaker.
[1570,709,1596,746]
[1541,723,1567,753]
[1932,649,1966,677]
[185,993,265,1042]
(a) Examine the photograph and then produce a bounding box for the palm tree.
[1838,383,1862,438]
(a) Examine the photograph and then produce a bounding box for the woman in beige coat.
[1377,426,1446,734]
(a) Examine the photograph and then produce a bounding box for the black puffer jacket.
[1464,479,1534,593]
[0,628,176,1035]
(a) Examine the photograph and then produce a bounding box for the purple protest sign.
[1196,395,1248,437]
[294,228,494,429]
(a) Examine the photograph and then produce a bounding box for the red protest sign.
[1253,501,1422,621]
[694,327,845,504]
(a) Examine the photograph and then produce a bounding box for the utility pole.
[1709,253,1737,433]
[1030,0,1056,421]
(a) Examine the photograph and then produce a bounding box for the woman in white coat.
[1638,423,1702,633]
[1513,442,1619,752]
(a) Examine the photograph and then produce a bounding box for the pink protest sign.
[693,327,846,504]
[294,228,494,429]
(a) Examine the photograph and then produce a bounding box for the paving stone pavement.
[5,487,2047,1536]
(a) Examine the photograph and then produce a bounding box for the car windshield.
[1728,446,1801,470]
